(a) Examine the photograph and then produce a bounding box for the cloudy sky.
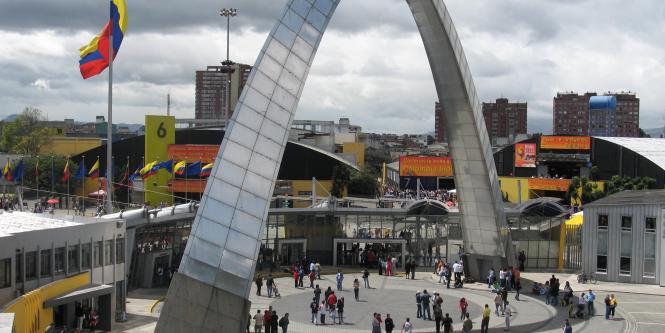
[2,0,665,134]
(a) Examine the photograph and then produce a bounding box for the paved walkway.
[249,272,631,333]
[520,272,665,296]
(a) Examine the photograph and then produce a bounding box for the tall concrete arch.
[157,1,511,331]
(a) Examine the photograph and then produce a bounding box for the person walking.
[266,274,274,298]
[514,278,522,300]
[314,285,321,304]
[481,304,491,333]
[363,269,371,288]
[270,311,279,333]
[500,288,509,315]
[337,297,345,324]
[372,313,383,333]
[494,292,503,316]
[336,270,344,291]
[308,270,316,288]
[298,266,304,288]
[255,275,264,296]
[604,295,611,319]
[462,313,473,333]
[401,317,413,333]
[563,319,572,333]
[518,250,526,272]
[488,268,496,288]
[405,260,411,279]
[411,260,417,279]
[263,310,271,333]
[504,305,512,331]
[416,290,423,319]
[315,261,321,279]
[293,270,299,289]
[422,290,432,320]
[609,294,617,319]
[442,313,453,333]
[253,310,264,333]
[434,301,443,333]
[353,279,360,301]
[310,297,319,325]
[459,297,469,321]
[385,313,395,333]
[278,313,289,333]
[386,257,393,276]
[586,289,596,316]
[320,301,327,325]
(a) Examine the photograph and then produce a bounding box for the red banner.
[399,156,453,177]
[540,136,590,150]
[515,143,537,168]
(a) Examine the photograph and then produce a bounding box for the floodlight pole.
[220,8,237,128]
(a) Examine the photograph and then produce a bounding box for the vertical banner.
[144,115,175,205]
[514,143,537,168]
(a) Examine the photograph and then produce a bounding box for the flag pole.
[171,160,174,205]
[50,155,54,199]
[106,0,114,215]
[127,155,130,209]
[82,155,85,216]
[35,156,39,208]
[184,159,188,202]
[67,157,70,214]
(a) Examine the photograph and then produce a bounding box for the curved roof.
[594,137,665,171]
[288,141,359,171]
[404,199,449,215]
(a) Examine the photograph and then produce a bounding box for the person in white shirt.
[401,317,412,333]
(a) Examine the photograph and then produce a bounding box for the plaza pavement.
[111,269,665,332]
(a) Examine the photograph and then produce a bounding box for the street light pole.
[220,8,237,128]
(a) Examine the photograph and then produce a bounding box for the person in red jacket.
[293,270,299,288]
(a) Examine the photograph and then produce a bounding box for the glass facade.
[620,216,632,275]
[68,245,79,273]
[54,247,65,275]
[40,249,52,276]
[644,217,656,277]
[0,258,10,289]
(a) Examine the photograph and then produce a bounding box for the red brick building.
[553,92,639,137]
[481,98,528,143]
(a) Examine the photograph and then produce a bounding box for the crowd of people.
[248,305,290,333]
[381,188,458,207]
[531,274,618,321]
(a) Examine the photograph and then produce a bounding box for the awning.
[43,284,113,308]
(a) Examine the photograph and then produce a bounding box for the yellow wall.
[288,180,343,208]
[40,137,102,157]
[2,272,90,333]
[144,116,175,205]
[499,177,531,203]
[342,142,365,167]
[499,176,606,204]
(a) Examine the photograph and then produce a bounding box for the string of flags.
[1,158,215,184]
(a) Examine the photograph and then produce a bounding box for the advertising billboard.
[514,143,537,168]
[540,136,591,150]
[528,178,571,192]
[399,156,453,177]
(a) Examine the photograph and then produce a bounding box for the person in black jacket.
[270,311,279,333]
[337,298,345,324]
[278,313,289,333]
[384,313,395,333]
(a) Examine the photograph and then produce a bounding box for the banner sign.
[514,143,537,168]
[540,136,591,150]
[399,156,453,177]
[168,145,218,164]
[528,178,571,192]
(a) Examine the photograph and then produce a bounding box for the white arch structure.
[157,1,511,331]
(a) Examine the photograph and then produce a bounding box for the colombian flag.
[2,160,12,181]
[200,163,213,177]
[79,0,128,79]
[88,159,100,179]
[139,161,157,179]
[62,160,71,182]
[174,160,186,176]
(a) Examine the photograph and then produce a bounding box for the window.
[597,214,609,273]
[105,240,115,266]
[54,247,65,275]
[81,244,91,270]
[644,217,657,278]
[598,215,609,228]
[94,241,103,268]
[0,259,10,288]
[116,238,125,264]
[40,250,52,276]
[68,245,79,273]
[15,253,22,283]
[25,252,37,280]
[620,216,632,275]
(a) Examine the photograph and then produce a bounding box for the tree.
[331,165,351,198]
[0,107,50,155]
[348,166,379,197]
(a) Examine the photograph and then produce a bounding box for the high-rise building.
[553,92,639,137]
[194,63,252,121]
[434,102,446,142]
[481,98,527,143]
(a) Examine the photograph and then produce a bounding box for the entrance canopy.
[43,284,113,308]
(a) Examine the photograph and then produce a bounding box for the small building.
[0,212,125,331]
[582,190,665,285]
